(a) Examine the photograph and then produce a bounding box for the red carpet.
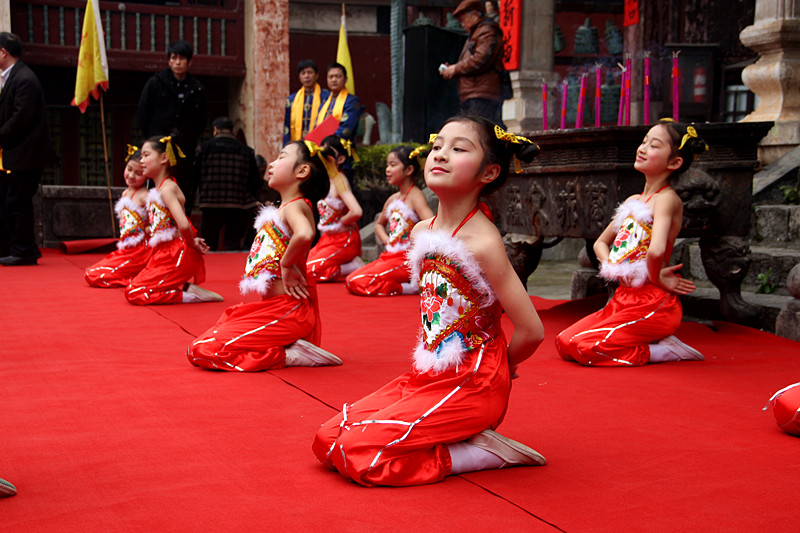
[2,250,799,531]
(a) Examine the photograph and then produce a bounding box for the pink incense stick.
[576,73,587,128]
[617,64,626,126]
[595,64,602,127]
[624,54,632,126]
[672,51,680,121]
[643,52,651,125]
[561,79,568,129]
[542,81,548,130]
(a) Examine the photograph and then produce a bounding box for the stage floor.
[2,250,798,531]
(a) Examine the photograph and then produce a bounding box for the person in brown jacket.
[440,0,505,124]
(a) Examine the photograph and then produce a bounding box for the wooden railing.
[11,0,245,76]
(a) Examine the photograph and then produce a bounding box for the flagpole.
[99,92,115,237]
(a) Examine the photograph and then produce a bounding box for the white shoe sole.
[285,339,343,367]
[660,335,704,361]
[467,429,546,467]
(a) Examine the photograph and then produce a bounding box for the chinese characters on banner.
[499,0,521,71]
[624,0,640,26]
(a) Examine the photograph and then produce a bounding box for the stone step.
[681,285,793,333]
[677,239,800,289]
[753,204,800,242]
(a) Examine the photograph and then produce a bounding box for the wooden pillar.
[0,0,10,32]
[233,0,290,162]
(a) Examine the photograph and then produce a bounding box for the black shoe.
[0,255,38,266]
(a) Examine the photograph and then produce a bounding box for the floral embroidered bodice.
[146,187,179,246]
[384,198,420,253]
[317,192,350,234]
[407,231,501,373]
[600,196,671,287]
[115,196,147,249]
[239,205,292,296]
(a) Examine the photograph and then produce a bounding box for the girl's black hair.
[126,149,142,163]
[441,114,540,195]
[657,119,708,180]
[290,141,331,215]
[320,135,353,167]
[143,136,175,167]
[389,145,425,177]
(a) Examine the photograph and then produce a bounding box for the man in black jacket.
[137,40,206,215]
[0,32,56,266]
[195,117,261,251]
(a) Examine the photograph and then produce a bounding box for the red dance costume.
[766,382,800,437]
[187,201,322,371]
[556,193,681,366]
[85,196,152,287]
[125,180,206,305]
[306,190,361,282]
[313,208,512,486]
[345,190,420,296]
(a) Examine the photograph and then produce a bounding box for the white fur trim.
[599,260,649,287]
[384,198,421,224]
[318,195,348,233]
[146,188,179,246]
[407,230,497,307]
[114,196,146,218]
[115,196,148,249]
[253,205,291,237]
[238,273,275,296]
[611,198,653,229]
[412,334,468,374]
[384,198,420,254]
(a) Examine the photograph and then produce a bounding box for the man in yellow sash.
[283,59,329,146]
[314,62,362,142]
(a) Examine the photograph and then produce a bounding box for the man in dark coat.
[440,0,505,124]
[137,40,206,215]
[194,117,261,251]
[0,32,56,266]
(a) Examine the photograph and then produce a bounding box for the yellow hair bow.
[340,139,360,162]
[494,125,537,174]
[428,133,438,144]
[678,125,708,152]
[125,144,139,163]
[159,136,186,166]
[661,117,676,123]
[408,145,427,166]
[493,125,533,146]
[304,140,340,184]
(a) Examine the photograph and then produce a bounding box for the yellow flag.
[337,4,355,95]
[71,0,108,113]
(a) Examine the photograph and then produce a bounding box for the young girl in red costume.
[85,146,152,287]
[125,136,222,305]
[306,135,363,282]
[187,140,342,371]
[312,115,546,487]
[556,119,707,366]
[345,145,434,296]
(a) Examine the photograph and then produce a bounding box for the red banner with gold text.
[498,0,520,71]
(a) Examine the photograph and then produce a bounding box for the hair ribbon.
[408,145,427,166]
[340,139,360,162]
[304,140,340,185]
[159,136,186,166]
[125,144,139,163]
[493,125,537,173]
[678,125,709,152]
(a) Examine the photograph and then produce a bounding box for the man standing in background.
[0,32,56,266]
[195,117,261,251]
[440,0,505,125]
[283,59,329,145]
[138,40,206,215]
